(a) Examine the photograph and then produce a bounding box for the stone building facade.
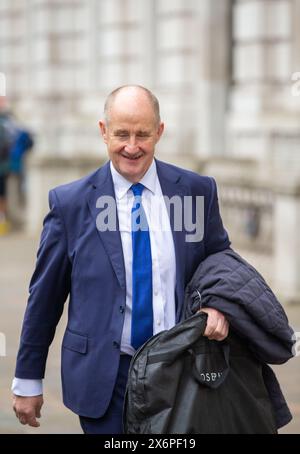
[0,0,300,303]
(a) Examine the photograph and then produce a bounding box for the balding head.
[104,85,161,126]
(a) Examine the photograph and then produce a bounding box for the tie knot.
[131,183,144,197]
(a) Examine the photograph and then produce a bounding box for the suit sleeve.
[15,189,71,379]
[204,177,231,257]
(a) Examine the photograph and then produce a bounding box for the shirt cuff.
[12,378,43,396]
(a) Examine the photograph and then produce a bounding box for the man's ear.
[99,120,108,143]
[156,122,164,142]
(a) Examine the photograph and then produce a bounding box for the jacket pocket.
[62,329,88,354]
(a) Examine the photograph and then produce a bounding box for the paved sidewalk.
[0,232,299,434]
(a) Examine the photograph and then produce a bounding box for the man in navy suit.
[12,85,230,433]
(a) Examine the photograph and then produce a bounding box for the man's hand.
[199,307,229,341]
[13,394,43,427]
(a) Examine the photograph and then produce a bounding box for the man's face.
[99,92,164,183]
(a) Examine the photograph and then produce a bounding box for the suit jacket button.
[113,341,119,349]
[119,306,125,314]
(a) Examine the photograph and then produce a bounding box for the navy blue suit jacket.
[15,159,230,417]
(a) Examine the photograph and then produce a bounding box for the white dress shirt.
[12,159,176,396]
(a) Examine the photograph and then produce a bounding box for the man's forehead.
[108,109,156,127]
[110,121,154,132]
[110,100,153,116]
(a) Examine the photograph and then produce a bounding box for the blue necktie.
[130,183,153,350]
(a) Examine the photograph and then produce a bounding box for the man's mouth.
[121,152,143,161]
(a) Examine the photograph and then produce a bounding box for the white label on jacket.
[200,372,223,382]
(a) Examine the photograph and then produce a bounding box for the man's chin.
[122,170,143,183]
[119,162,147,182]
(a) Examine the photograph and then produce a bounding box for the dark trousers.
[79,354,132,434]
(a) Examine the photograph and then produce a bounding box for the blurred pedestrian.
[9,126,34,205]
[0,107,11,235]
[0,100,34,234]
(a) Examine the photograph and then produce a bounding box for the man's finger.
[19,415,27,425]
[18,410,36,426]
[209,318,229,341]
[209,317,225,340]
[203,323,214,337]
[201,312,218,337]
[28,416,40,428]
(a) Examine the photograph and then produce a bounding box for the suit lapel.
[156,159,188,322]
[86,162,126,290]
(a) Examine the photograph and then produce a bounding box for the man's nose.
[124,136,139,152]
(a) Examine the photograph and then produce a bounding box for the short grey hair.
[103,85,161,125]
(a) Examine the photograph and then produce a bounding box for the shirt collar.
[110,159,157,200]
